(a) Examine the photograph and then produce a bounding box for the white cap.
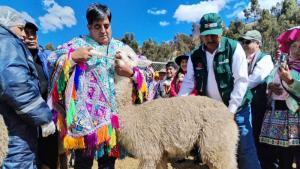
[0,6,26,27]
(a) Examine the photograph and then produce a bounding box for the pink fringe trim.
[111,115,119,129]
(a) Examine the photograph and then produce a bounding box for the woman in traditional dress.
[260,26,300,169]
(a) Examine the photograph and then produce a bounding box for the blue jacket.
[37,46,52,85]
[0,25,52,168]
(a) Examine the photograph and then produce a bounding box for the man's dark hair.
[165,61,178,70]
[86,3,112,25]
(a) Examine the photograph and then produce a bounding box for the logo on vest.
[218,59,229,65]
[195,62,204,70]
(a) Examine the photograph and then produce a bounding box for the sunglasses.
[241,40,254,45]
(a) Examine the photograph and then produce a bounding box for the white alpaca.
[114,65,239,169]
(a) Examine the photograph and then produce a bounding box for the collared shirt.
[179,43,248,113]
[248,52,274,89]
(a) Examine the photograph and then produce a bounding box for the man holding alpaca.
[47,3,147,169]
[179,13,261,169]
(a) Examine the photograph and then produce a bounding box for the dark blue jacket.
[0,25,52,168]
[37,46,51,85]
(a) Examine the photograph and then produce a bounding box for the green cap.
[239,30,262,43]
[199,13,223,36]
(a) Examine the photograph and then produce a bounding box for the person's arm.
[289,79,300,93]
[0,40,52,126]
[228,43,249,113]
[278,66,300,97]
[248,55,274,89]
[178,56,195,96]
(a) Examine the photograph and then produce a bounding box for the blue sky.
[0,0,288,47]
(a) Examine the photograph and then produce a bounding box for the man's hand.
[279,65,294,85]
[41,121,56,137]
[115,51,134,77]
[268,83,283,95]
[71,47,93,63]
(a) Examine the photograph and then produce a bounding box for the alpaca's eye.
[127,55,133,60]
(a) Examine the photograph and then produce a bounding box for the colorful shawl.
[48,36,130,157]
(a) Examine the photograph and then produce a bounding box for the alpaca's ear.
[136,59,152,68]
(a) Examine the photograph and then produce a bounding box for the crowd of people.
[0,2,299,169]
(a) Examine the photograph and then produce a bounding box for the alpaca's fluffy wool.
[115,77,239,169]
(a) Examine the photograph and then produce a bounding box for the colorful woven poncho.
[47,36,136,158]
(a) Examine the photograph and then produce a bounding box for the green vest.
[191,37,252,110]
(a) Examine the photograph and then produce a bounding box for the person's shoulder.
[70,36,88,45]
[222,36,238,45]
[0,31,18,44]
[259,51,271,57]
[111,38,122,43]
[38,46,53,57]
[0,35,23,51]
[110,38,126,47]
[190,45,203,58]
[58,35,87,49]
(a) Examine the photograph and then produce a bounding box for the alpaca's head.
[114,45,151,109]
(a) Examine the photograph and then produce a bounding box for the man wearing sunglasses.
[239,30,274,169]
[179,13,261,169]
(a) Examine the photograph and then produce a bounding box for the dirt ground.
[73,156,298,169]
[90,157,208,169]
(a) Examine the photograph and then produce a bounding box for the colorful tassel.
[64,135,85,149]
[84,132,98,150]
[96,125,109,145]
[109,128,117,148]
[74,66,81,90]
[66,99,75,126]
[111,115,119,129]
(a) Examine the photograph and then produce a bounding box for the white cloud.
[226,8,244,18]
[39,0,76,33]
[233,1,246,9]
[43,0,55,7]
[258,0,284,10]
[173,0,227,23]
[236,10,245,19]
[147,9,167,15]
[235,0,284,20]
[159,21,170,27]
[20,11,37,26]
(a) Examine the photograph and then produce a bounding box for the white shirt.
[178,43,249,113]
[248,52,274,89]
[206,50,223,101]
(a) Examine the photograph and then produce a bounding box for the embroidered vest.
[191,37,252,109]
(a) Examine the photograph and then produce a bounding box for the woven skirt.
[260,100,300,147]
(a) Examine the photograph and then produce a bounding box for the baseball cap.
[25,22,39,31]
[199,13,223,36]
[239,30,262,43]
